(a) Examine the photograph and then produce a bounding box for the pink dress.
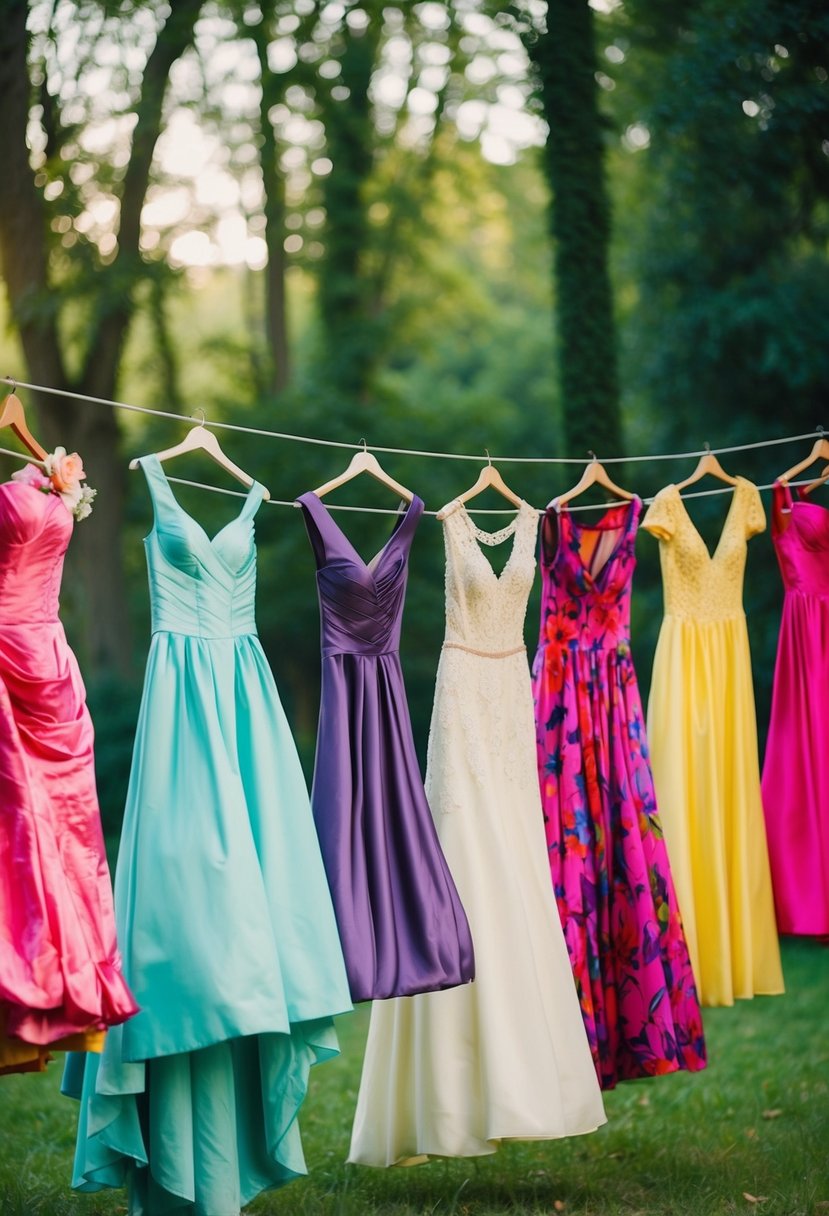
[0,479,136,1047]
[761,481,829,936]
[531,498,705,1089]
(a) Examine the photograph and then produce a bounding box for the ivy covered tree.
[520,0,623,459]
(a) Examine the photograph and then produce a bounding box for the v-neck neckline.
[148,455,260,555]
[554,497,639,585]
[306,491,418,578]
[455,499,534,586]
[672,478,743,562]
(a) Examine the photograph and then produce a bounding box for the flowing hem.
[64,1019,340,1211]
[348,1119,606,1168]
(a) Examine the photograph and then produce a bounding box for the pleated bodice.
[296,491,422,658]
[141,455,265,639]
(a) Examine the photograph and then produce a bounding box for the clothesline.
[155,474,826,516]
[1,376,826,514]
[0,448,819,516]
[3,374,825,463]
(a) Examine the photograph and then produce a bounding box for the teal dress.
[63,456,352,1214]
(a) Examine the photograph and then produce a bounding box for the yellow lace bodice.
[642,478,765,622]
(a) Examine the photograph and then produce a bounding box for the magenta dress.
[762,482,829,936]
[297,492,474,1002]
[531,498,705,1089]
[0,479,137,1048]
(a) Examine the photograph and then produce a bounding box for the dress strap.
[238,482,266,524]
[388,494,424,553]
[539,504,562,569]
[771,479,793,537]
[138,454,181,524]
[295,490,333,567]
[626,494,643,534]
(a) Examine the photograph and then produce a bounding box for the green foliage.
[611,0,829,443]
[85,675,143,852]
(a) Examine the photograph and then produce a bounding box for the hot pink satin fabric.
[0,479,137,1043]
[761,482,829,936]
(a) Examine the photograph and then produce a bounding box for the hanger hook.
[192,407,205,426]
[587,449,597,462]
[484,448,492,466]
[359,438,368,452]
[704,441,712,453]
[817,425,825,438]
[7,377,16,394]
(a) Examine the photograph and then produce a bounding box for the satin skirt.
[648,614,784,1005]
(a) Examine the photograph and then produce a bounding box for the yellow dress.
[0,1004,104,1076]
[642,479,783,1007]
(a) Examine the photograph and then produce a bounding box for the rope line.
[1,442,823,515]
[3,375,825,468]
[154,474,823,516]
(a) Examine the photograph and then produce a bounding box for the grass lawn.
[1,938,827,1216]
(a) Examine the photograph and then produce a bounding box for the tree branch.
[80,0,203,395]
[0,0,69,411]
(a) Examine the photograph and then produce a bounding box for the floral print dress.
[531,497,705,1090]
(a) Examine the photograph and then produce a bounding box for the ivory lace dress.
[348,501,605,1166]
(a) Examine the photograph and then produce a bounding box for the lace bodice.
[441,500,539,653]
[642,479,765,622]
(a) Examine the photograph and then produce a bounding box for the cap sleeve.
[642,488,676,541]
[745,482,766,538]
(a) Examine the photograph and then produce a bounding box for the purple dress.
[297,492,475,1002]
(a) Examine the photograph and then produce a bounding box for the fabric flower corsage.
[12,447,97,521]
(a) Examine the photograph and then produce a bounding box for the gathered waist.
[660,610,746,625]
[150,626,258,641]
[443,640,526,660]
[322,647,399,659]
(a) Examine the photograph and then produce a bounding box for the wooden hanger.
[0,386,48,461]
[555,453,635,507]
[777,431,829,485]
[802,464,829,497]
[312,440,413,503]
[673,443,738,492]
[437,452,523,520]
[129,416,270,500]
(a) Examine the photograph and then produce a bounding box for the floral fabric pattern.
[531,497,705,1090]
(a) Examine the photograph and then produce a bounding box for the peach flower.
[46,447,85,493]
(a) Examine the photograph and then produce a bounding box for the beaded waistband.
[442,641,526,660]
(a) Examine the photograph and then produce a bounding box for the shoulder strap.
[239,482,266,525]
[390,494,424,553]
[296,490,332,567]
[770,480,792,537]
[138,454,180,524]
[626,494,643,536]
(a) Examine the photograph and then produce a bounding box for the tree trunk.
[0,0,202,677]
[318,13,382,407]
[252,15,290,395]
[530,0,623,459]
[0,1,69,406]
